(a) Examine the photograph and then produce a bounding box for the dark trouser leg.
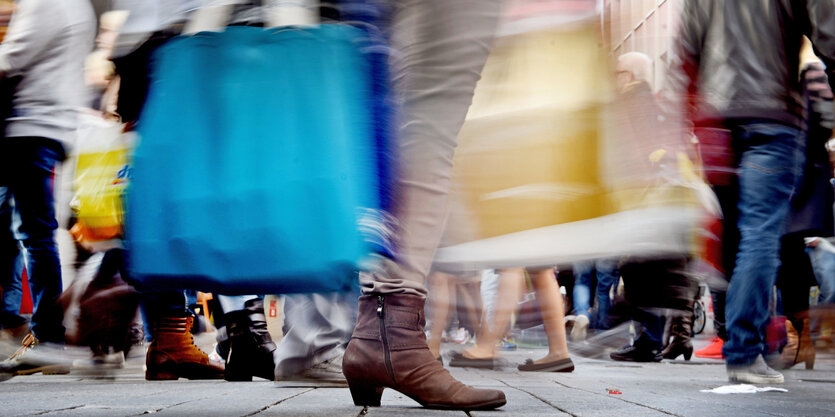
[5,138,66,343]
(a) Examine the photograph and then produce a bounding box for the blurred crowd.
[0,0,833,412]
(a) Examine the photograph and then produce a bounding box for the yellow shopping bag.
[70,114,133,246]
[435,16,711,271]
[442,23,614,245]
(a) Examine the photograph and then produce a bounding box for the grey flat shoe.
[448,352,495,369]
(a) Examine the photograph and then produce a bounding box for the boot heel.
[805,357,815,370]
[683,348,692,361]
[348,381,384,407]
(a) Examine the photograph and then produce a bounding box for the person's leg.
[76,248,140,359]
[611,260,666,362]
[7,138,65,344]
[635,308,665,350]
[777,233,814,333]
[713,183,739,341]
[462,268,524,359]
[774,233,816,369]
[807,242,835,304]
[530,268,570,364]
[594,258,619,330]
[572,261,593,320]
[426,271,453,358]
[0,193,26,331]
[455,278,482,342]
[344,0,505,409]
[357,0,501,297]
[570,261,593,341]
[216,295,253,315]
[274,292,356,380]
[724,122,801,381]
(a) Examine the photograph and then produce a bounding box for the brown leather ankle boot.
[796,318,815,370]
[342,294,506,410]
[146,315,224,380]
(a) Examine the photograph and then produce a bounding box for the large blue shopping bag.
[127,25,383,295]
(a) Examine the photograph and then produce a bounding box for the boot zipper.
[378,295,396,382]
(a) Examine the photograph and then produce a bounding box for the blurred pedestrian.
[341,0,508,410]
[571,258,619,340]
[448,268,574,373]
[668,0,835,384]
[0,0,96,379]
[425,270,481,361]
[773,57,834,370]
[608,52,700,363]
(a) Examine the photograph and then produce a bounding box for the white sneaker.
[727,355,784,384]
[277,352,347,387]
[453,328,471,344]
[571,315,590,342]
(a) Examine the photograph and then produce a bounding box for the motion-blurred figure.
[571,258,619,340]
[608,52,699,364]
[668,0,835,384]
[425,270,481,361]
[342,0,507,410]
[0,0,96,379]
[773,58,834,370]
[448,268,574,373]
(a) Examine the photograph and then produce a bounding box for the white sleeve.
[0,0,66,75]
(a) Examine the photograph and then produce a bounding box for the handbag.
[70,113,133,249]
[127,24,384,295]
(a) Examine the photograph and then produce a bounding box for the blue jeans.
[807,244,835,304]
[0,192,26,329]
[573,259,619,329]
[0,250,27,329]
[723,122,803,365]
[0,137,66,343]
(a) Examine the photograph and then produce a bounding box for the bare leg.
[530,268,571,363]
[427,271,455,358]
[456,278,483,341]
[463,268,524,359]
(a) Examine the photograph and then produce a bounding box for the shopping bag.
[70,113,133,248]
[127,25,382,295]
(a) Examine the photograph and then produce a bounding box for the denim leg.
[807,245,835,304]
[0,187,26,329]
[6,138,66,343]
[572,261,593,319]
[594,258,619,330]
[723,123,801,366]
[633,308,664,350]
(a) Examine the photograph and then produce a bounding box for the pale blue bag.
[127,25,380,295]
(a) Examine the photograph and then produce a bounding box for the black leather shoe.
[661,340,693,360]
[224,299,277,381]
[610,344,662,362]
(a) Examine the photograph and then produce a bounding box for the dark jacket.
[667,0,835,129]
